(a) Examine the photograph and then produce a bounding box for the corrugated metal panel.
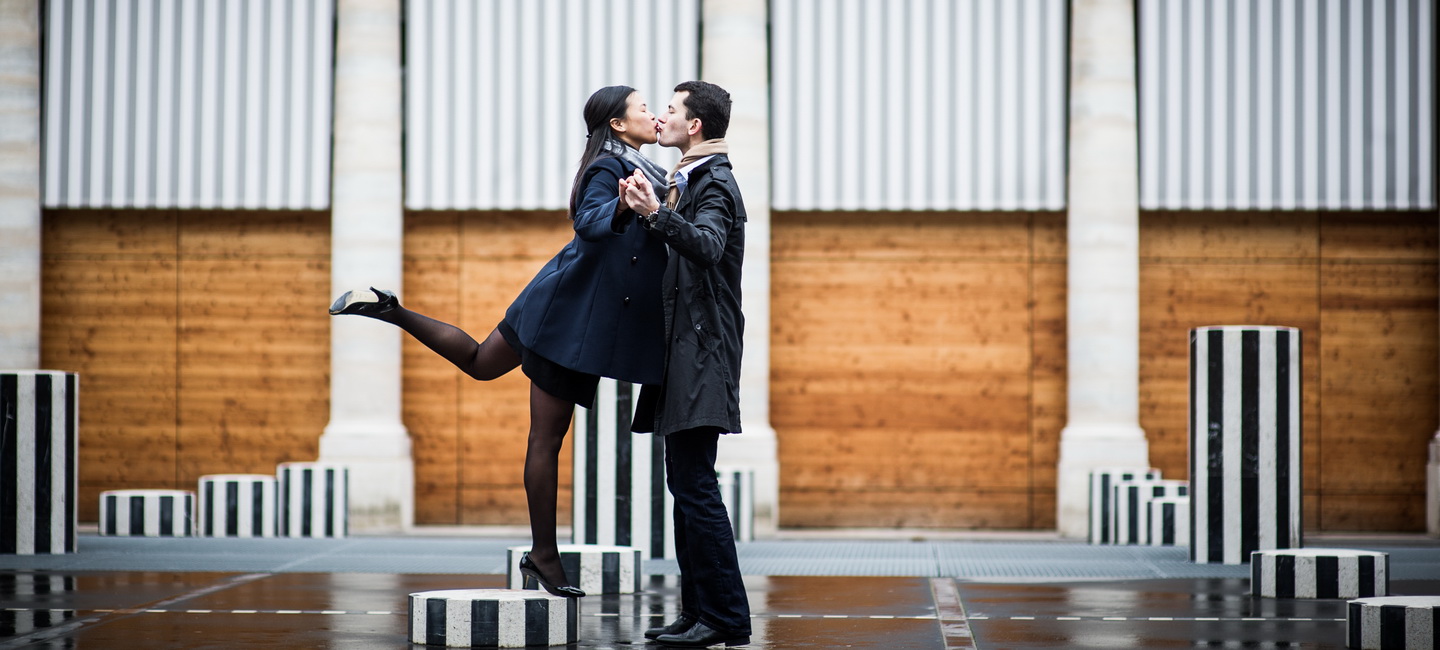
[771,0,1068,212]
[1140,0,1435,210]
[404,0,699,211]
[42,0,334,210]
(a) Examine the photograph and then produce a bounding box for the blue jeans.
[664,430,751,634]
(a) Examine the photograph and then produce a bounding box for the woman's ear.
[610,117,626,133]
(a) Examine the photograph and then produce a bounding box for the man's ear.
[688,119,703,137]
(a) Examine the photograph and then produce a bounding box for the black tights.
[376,307,576,588]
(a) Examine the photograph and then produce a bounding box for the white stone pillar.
[0,0,41,369]
[1056,0,1151,538]
[702,0,780,537]
[1429,430,1440,536]
[1432,217,1440,538]
[320,0,412,532]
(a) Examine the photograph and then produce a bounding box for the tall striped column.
[572,379,674,559]
[506,545,643,595]
[1,371,78,555]
[1190,326,1302,564]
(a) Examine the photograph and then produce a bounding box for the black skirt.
[497,320,599,409]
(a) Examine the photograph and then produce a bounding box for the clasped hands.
[620,169,662,216]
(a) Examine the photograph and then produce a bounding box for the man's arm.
[643,184,734,268]
[621,169,735,268]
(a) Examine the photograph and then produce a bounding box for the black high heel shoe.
[518,552,585,598]
[328,287,399,317]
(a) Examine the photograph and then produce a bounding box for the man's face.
[657,91,696,148]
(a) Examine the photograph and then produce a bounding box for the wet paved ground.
[2,533,1437,648]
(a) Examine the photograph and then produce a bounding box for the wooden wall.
[773,209,1436,531]
[41,209,331,522]
[40,208,1438,531]
[404,211,575,525]
[1139,211,1438,532]
[771,212,1068,529]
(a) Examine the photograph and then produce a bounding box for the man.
[621,81,751,648]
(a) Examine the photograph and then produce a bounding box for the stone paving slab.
[13,535,1435,580]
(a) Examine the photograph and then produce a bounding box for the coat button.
[623,297,631,306]
[631,256,638,264]
[695,324,701,330]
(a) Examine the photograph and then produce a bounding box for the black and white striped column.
[1088,468,1161,544]
[1,371,78,555]
[1347,597,1440,649]
[198,474,277,538]
[506,544,642,595]
[1190,326,1302,564]
[1110,479,1189,545]
[572,379,674,559]
[277,462,348,538]
[1252,549,1389,599]
[408,589,578,647]
[99,489,195,537]
[1147,495,1190,547]
[716,466,755,543]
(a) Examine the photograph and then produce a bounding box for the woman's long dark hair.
[569,85,636,214]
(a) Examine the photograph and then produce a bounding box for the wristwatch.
[643,207,662,229]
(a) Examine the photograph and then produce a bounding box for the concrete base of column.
[1428,433,1440,537]
[319,424,413,533]
[719,422,779,538]
[1056,423,1150,539]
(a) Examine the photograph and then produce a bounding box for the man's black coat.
[632,154,746,437]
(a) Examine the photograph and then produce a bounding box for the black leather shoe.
[644,613,696,639]
[328,287,399,317]
[518,552,585,598]
[654,620,749,647]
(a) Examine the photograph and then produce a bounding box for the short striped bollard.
[409,589,577,647]
[99,489,195,537]
[198,474,277,538]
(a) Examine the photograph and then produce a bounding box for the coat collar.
[672,154,730,212]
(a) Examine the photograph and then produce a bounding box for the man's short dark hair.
[674,81,731,140]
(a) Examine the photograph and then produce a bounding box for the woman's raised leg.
[330,288,519,380]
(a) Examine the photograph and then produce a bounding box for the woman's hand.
[622,169,661,215]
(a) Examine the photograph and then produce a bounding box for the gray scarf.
[601,137,669,198]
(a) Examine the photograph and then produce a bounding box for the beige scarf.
[665,139,728,208]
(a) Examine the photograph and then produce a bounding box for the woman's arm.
[572,157,634,241]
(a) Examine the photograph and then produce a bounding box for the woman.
[329,86,669,597]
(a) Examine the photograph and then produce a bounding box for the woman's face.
[611,92,658,149]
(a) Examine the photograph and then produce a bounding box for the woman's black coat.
[504,156,668,386]
[631,154,747,436]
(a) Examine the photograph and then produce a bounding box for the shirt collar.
[674,155,718,185]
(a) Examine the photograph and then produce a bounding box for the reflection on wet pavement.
[6,569,1437,648]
